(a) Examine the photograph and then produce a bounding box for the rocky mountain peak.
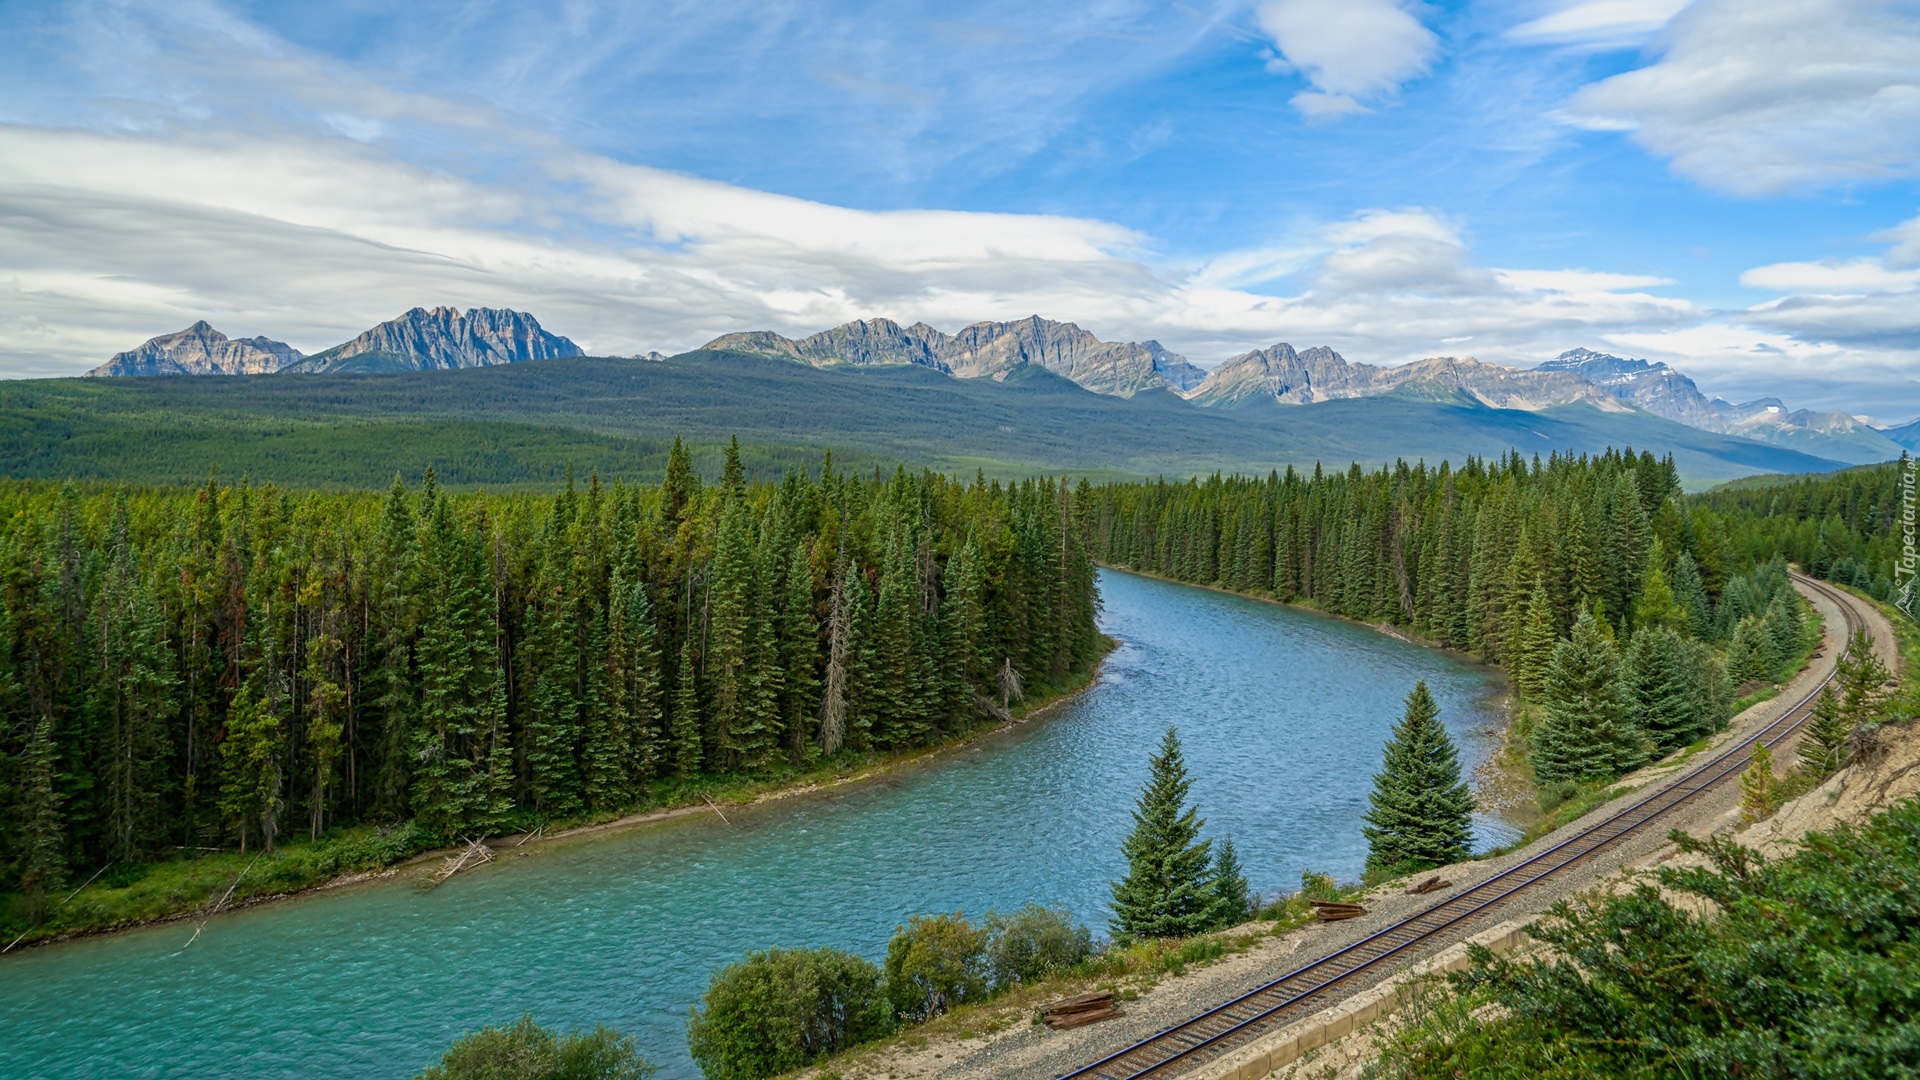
[701,315,1189,397]
[285,306,582,374]
[87,322,303,377]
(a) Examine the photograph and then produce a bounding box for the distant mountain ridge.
[1185,343,1626,412]
[283,307,581,373]
[1537,347,1904,464]
[87,321,302,377]
[704,315,1204,398]
[86,310,1905,467]
[93,307,579,379]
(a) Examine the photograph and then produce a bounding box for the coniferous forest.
[0,439,1101,903]
[1087,449,1839,788]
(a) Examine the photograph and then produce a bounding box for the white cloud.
[1734,211,1920,352]
[1508,0,1690,47]
[1254,0,1439,117]
[0,123,1704,382]
[1567,0,1920,194]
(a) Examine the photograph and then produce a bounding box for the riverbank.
[0,637,1118,955]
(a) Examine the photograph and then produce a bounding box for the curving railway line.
[1061,572,1867,1080]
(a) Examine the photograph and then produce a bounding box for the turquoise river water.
[0,570,1513,1078]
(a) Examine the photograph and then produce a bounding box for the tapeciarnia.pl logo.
[1898,453,1917,621]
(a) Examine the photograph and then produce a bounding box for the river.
[0,569,1512,1079]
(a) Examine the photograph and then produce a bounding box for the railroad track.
[1061,571,1866,1080]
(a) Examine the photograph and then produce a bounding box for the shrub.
[1377,800,1920,1078]
[984,905,1093,988]
[883,912,989,1022]
[417,1015,653,1079]
[685,947,890,1080]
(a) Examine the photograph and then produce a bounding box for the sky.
[1,0,1917,418]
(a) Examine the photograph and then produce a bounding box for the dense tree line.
[0,441,1100,903]
[1698,452,1913,602]
[1088,449,1827,788]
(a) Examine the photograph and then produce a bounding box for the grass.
[0,638,1117,953]
[0,824,433,948]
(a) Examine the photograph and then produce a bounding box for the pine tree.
[17,714,67,906]
[780,543,820,765]
[1625,626,1702,753]
[1836,629,1891,727]
[1739,742,1779,821]
[1632,539,1681,632]
[1672,550,1713,639]
[1361,681,1475,874]
[1110,727,1216,939]
[1797,686,1850,777]
[1531,610,1637,784]
[706,503,755,769]
[1726,615,1777,683]
[1205,836,1252,929]
[670,635,703,777]
[219,682,285,854]
[819,555,852,756]
[1509,581,1557,702]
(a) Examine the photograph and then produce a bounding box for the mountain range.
[85,309,1914,469]
[87,307,579,378]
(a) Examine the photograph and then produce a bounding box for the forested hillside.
[1087,449,1835,788]
[0,351,1847,489]
[0,442,1100,907]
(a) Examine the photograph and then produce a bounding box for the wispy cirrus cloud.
[1565,0,1920,194]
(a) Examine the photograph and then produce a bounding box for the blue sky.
[1,0,1917,416]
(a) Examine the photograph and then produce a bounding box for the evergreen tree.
[1797,686,1850,777]
[669,635,702,777]
[1361,681,1475,874]
[1632,539,1681,632]
[819,556,852,757]
[1532,610,1637,784]
[1509,581,1557,702]
[219,682,284,854]
[1110,727,1216,938]
[17,714,67,905]
[1836,629,1891,727]
[780,544,820,765]
[1671,550,1713,639]
[1725,615,1778,683]
[1625,627,1703,753]
[1205,836,1252,929]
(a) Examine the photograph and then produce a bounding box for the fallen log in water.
[1308,900,1369,921]
[1043,990,1123,1030]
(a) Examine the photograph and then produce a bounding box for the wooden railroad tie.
[1408,875,1452,895]
[1042,989,1123,1030]
[1308,900,1369,921]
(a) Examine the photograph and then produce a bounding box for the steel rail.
[1060,572,1864,1080]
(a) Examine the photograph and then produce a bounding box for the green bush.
[883,912,989,1022]
[686,947,891,1080]
[984,905,1093,987]
[417,1015,653,1079]
[1375,798,1920,1078]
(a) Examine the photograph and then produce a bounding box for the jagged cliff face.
[287,307,582,373]
[87,321,302,377]
[1538,348,1721,428]
[1186,345,1618,411]
[702,315,1194,397]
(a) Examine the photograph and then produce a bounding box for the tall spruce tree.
[1798,686,1850,777]
[1110,727,1216,938]
[1361,681,1475,874]
[1205,836,1252,929]
[1532,610,1638,784]
[1625,626,1702,753]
